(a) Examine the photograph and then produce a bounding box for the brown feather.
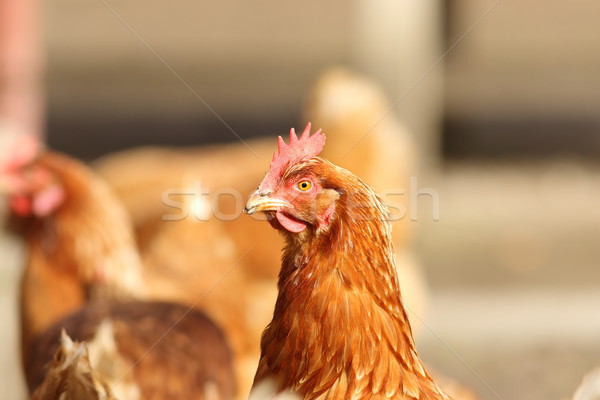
[250,158,450,400]
[29,330,117,400]
[12,151,146,363]
[26,301,235,400]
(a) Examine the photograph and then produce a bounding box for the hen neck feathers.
[256,172,448,400]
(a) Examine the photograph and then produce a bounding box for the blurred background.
[1,0,599,399]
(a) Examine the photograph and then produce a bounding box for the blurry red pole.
[0,0,43,138]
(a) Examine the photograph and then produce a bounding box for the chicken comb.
[258,123,326,191]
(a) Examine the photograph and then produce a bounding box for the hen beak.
[244,191,290,215]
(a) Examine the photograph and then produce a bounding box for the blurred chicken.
[573,368,600,400]
[0,133,146,363]
[108,141,282,399]
[92,68,427,397]
[30,329,118,400]
[28,301,235,400]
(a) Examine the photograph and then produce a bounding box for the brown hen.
[245,125,449,400]
[0,135,146,363]
[28,301,235,400]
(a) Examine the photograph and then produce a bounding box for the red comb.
[258,123,326,192]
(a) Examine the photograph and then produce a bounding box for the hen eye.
[297,181,312,191]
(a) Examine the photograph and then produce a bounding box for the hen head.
[245,123,345,234]
[0,133,64,218]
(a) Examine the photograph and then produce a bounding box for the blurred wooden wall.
[444,0,600,159]
[354,0,444,169]
[42,1,444,164]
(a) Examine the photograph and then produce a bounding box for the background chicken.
[0,133,236,399]
[92,69,427,397]
[245,126,448,399]
[572,368,600,400]
[27,301,235,400]
[96,140,282,398]
[30,329,117,400]
[0,133,146,364]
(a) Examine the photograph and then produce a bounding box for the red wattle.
[276,211,307,233]
[10,195,32,216]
